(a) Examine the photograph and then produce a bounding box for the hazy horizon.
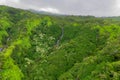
[0,0,120,17]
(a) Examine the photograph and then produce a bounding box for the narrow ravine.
[56,26,64,47]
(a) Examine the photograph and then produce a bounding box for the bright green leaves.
[3,45,15,58]
[0,7,42,80]
[1,57,23,80]
[2,39,28,58]
[0,31,8,42]
[73,23,79,27]
[41,17,53,27]
[16,18,41,35]
[96,25,120,40]
[0,17,11,30]
[25,18,41,34]
[0,16,12,44]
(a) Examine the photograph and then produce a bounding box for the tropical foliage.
[0,5,120,80]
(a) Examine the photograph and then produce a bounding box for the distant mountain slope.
[28,9,61,16]
[104,16,120,21]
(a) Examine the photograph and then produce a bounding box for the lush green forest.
[0,5,120,80]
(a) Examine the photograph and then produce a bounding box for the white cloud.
[39,7,60,13]
[0,0,120,16]
[0,0,7,4]
[9,0,20,3]
[116,0,120,8]
[112,0,120,16]
[0,0,20,5]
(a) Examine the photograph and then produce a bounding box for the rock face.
[0,48,3,52]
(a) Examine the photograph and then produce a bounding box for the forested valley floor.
[0,6,120,80]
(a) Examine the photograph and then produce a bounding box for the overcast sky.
[0,0,120,16]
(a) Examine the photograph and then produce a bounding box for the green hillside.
[0,6,120,80]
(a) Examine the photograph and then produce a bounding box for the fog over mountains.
[1,0,120,16]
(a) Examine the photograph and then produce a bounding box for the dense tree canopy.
[0,5,120,80]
